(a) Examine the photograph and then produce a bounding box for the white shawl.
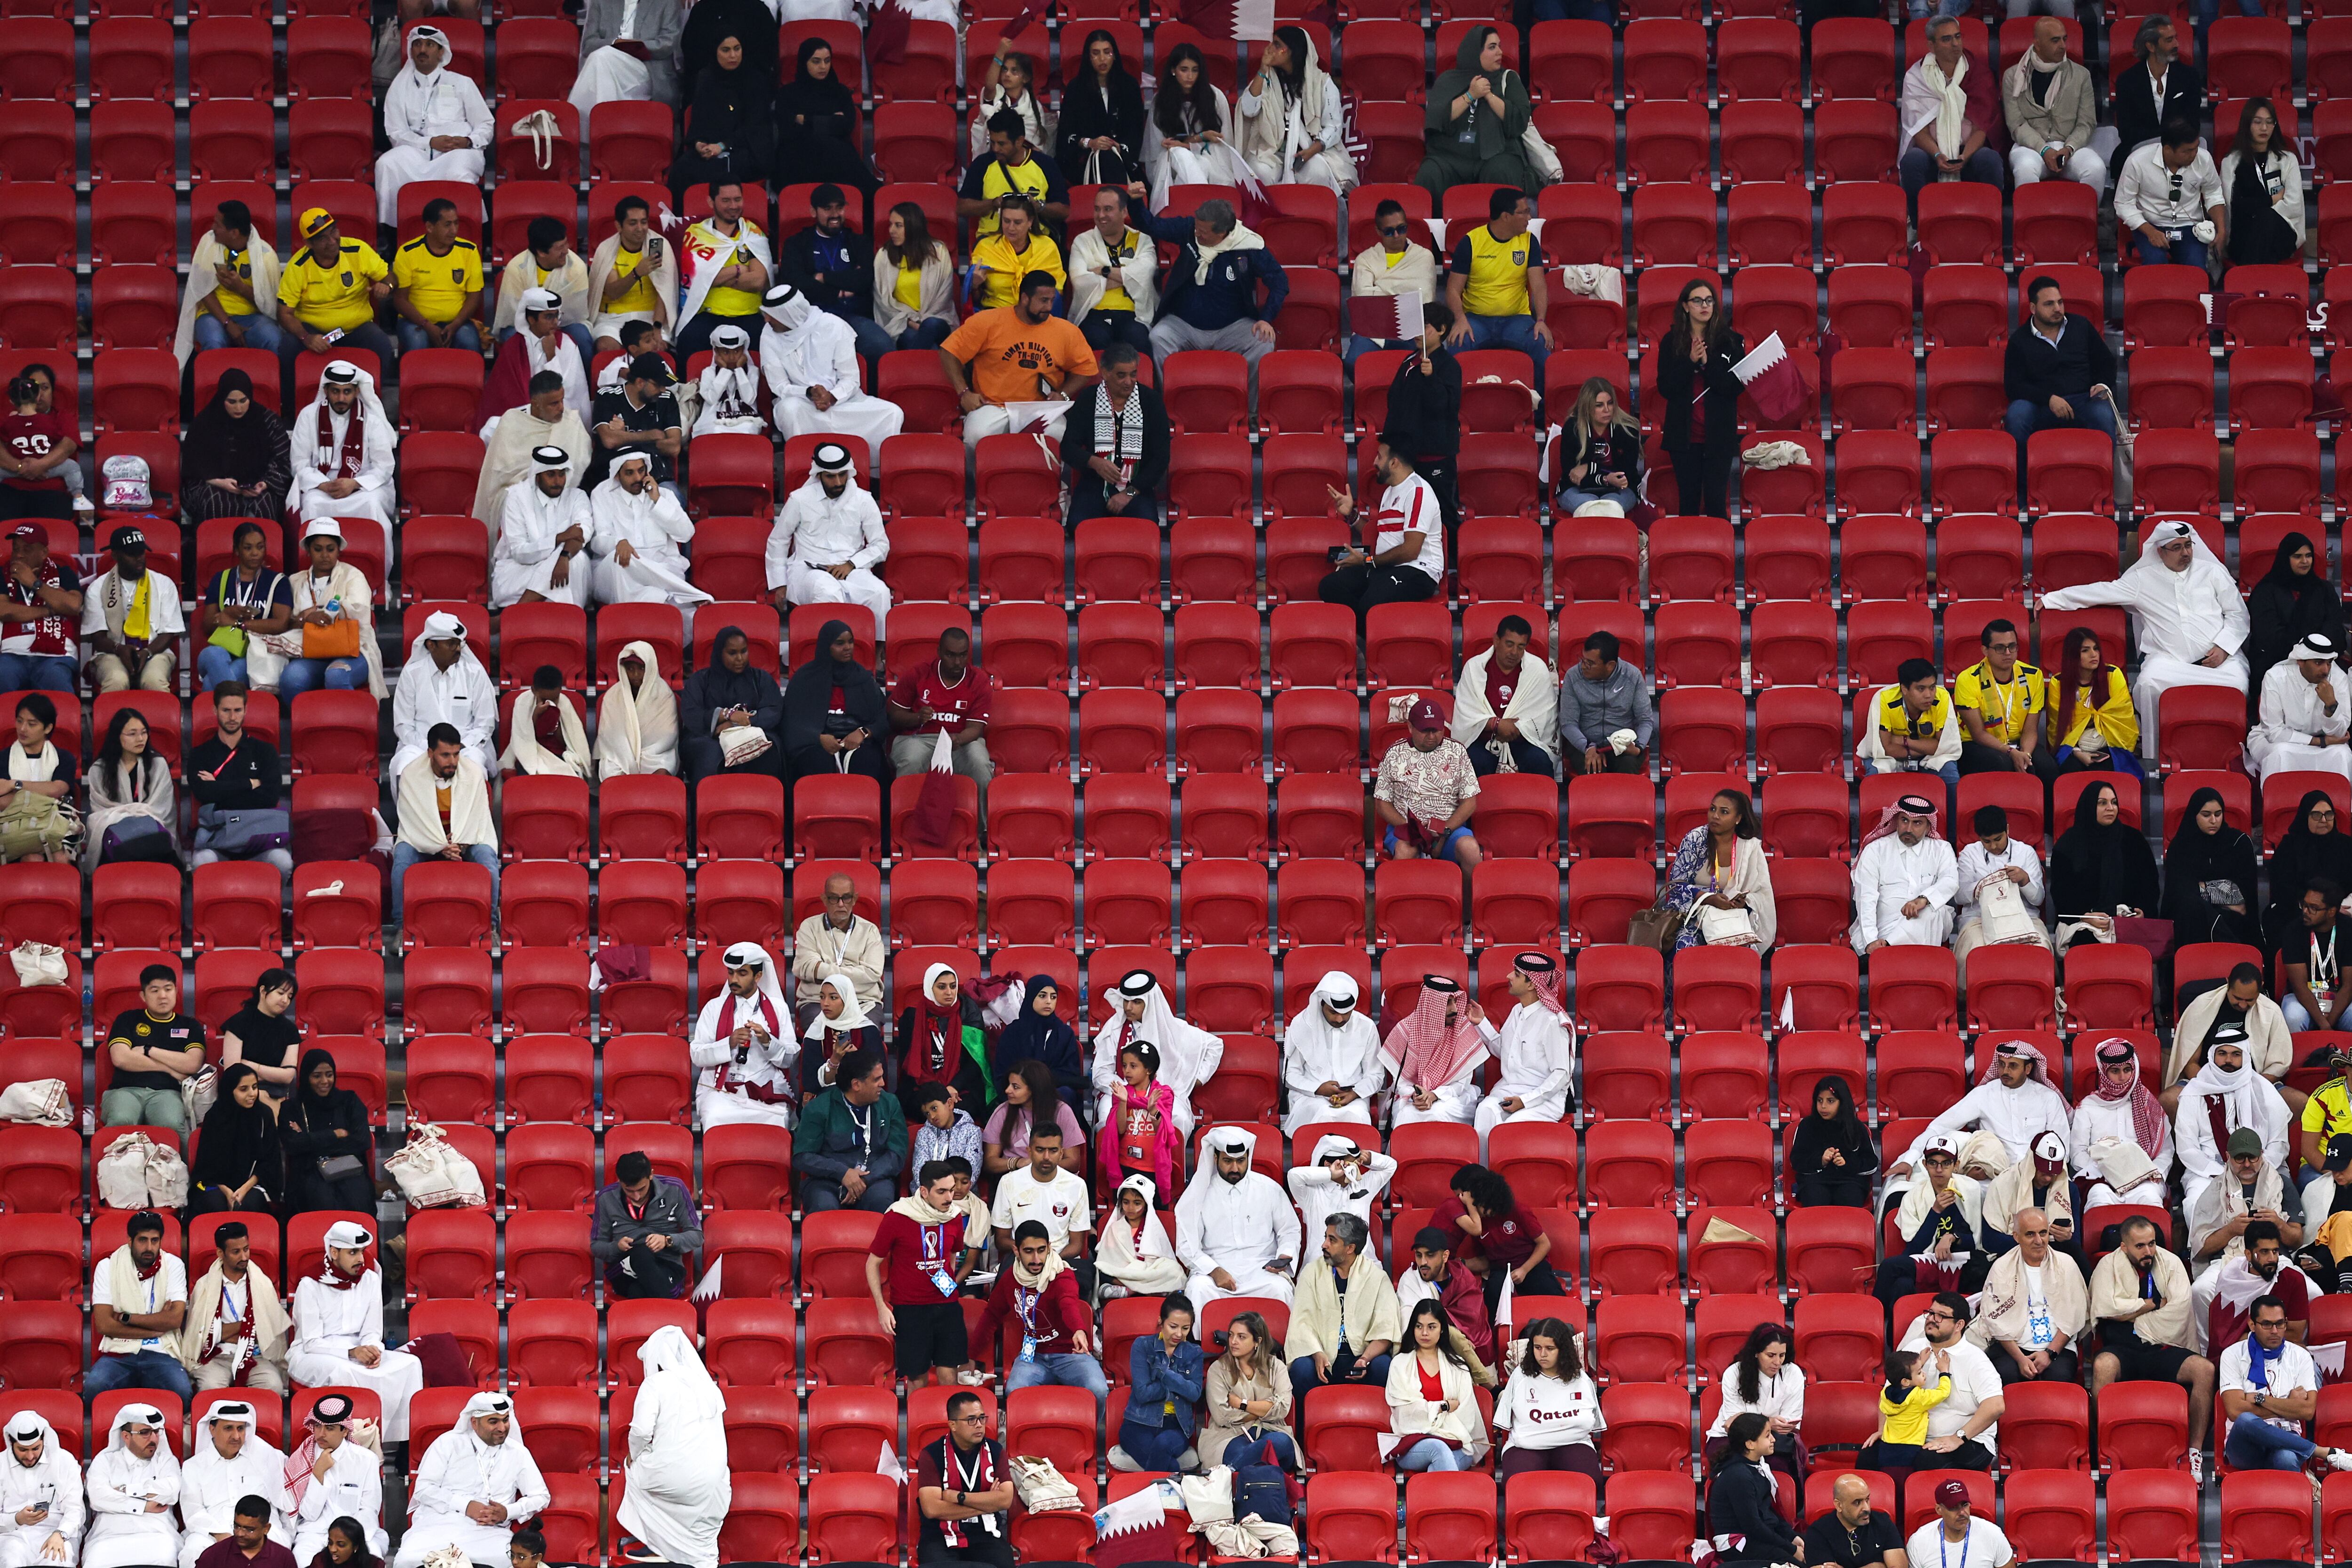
[472,405,590,531]
[174,228,283,366]
[1913,53,1971,160]
[497,691,591,778]
[678,218,771,327]
[1449,649,1560,767]
[1893,1171,1984,1248]
[493,250,593,334]
[1068,223,1160,325]
[596,640,680,778]
[394,752,498,855]
[872,241,957,337]
[586,228,680,327]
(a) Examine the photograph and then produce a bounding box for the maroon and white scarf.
[314,402,366,480]
[932,1436,1003,1547]
[714,990,789,1103]
[2,555,72,655]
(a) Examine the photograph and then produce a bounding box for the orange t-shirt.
[940,309,1099,406]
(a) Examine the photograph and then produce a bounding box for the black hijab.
[1788,1073,1875,1175]
[192,1062,283,1188]
[1055,30,1146,174]
[777,35,858,141]
[782,618,886,746]
[686,38,769,152]
[2270,790,2352,929]
[994,974,1081,1090]
[184,369,286,487]
[283,1046,365,1136]
[2249,531,2347,683]
[679,0,773,93]
[2052,783,2161,917]
[2160,785,2261,936]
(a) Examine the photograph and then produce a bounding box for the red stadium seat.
[2109,1470,2200,1559]
[2097,1377,2188,1472]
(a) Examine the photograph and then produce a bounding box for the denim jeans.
[2003,395,2119,477]
[194,314,288,356]
[1398,1438,1470,1472]
[0,652,77,692]
[894,319,953,353]
[1118,1415,1192,1472]
[1460,312,1549,402]
[390,841,501,921]
[397,320,484,354]
[1289,1352,1394,1411]
[84,1349,195,1405]
[1006,1351,1110,1411]
[2225,1412,2318,1472]
[2130,227,2212,269]
[839,310,894,365]
[278,657,369,699]
[196,643,247,689]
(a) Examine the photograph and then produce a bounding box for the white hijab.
[596,639,680,778]
[801,970,877,1040]
[1100,1172,1176,1263]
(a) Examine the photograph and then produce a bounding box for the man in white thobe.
[2252,633,2352,788]
[0,1411,81,1568]
[1280,971,1385,1139]
[1175,1127,1301,1320]
[82,1405,179,1568]
[1888,1038,2072,1203]
[290,362,395,535]
[288,1222,428,1443]
[758,283,904,451]
[391,1394,548,1568]
[1471,951,1575,1153]
[690,942,799,1130]
[691,325,765,436]
[615,1326,730,1568]
[175,1404,289,1568]
[390,610,497,779]
[2072,1037,2176,1211]
[374,28,490,230]
[285,1396,384,1562]
[1091,969,1224,1137]
[2175,1024,2293,1219]
[492,449,593,610]
[1851,792,1961,954]
[590,454,709,611]
[764,442,890,637]
[1287,1133,1399,1237]
[2041,518,2249,760]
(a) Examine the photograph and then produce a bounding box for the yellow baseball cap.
[298,208,337,239]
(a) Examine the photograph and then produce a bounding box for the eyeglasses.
[1688,295,1716,306]
[951,1413,989,1425]
[1377,224,1408,238]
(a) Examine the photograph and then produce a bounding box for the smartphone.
[1327,546,1351,564]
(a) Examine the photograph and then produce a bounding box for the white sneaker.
[2327,1450,2352,1473]
[1106,1446,1141,1474]
[2189,1449,2206,1482]
[955,1367,990,1386]
[1100,1283,1130,1300]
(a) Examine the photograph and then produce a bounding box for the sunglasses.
[1377,224,1407,238]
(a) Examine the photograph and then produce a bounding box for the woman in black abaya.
[772,36,879,196]
[2159,785,2264,949]
[2268,790,2352,951]
[2247,531,2349,714]
[1056,30,1147,187]
[670,33,773,207]
[2049,780,2161,950]
[781,619,890,793]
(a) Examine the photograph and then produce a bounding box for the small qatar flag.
[1176,0,1275,40]
[864,0,914,66]
[1732,330,1807,424]
[907,729,957,848]
[1344,290,1422,344]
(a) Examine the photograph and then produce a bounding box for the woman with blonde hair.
[1555,377,1643,515]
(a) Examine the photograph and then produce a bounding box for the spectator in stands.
[1062,344,1169,527]
[589,452,708,611]
[178,1405,290,1568]
[1802,1475,1905,1568]
[1554,631,1651,776]
[1144,44,1235,202]
[1954,621,2056,781]
[989,1117,1091,1266]
[1365,309,1463,527]
[1057,30,1146,188]
[87,1210,194,1402]
[1792,1075,1879,1209]
[1396,1227,1494,1365]
[2301,1045,2352,1201]
[2248,535,2347,716]
[279,1051,374,1219]
[1483,1317,1590,1476]
[916,1390,1015,1568]
[789,871,884,1024]
[680,626,785,783]
[2089,1217,2213,1449]
[667,31,771,207]
[591,1148,702,1301]
[796,1048,905,1212]
[84,1403,182,1568]
[868,1160,980,1387]
[496,666,590,779]
[2117,118,2227,269]
[1875,1135,1984,1311]
[773,36,876,196]
[587,200,676,356]
[758,286,905,452]
[2044,626,2139,777]
[895,963,987,1106]
[1654,276,1743,520]
[781,618,890,790]
[805,975,885,1099]
[1470,952,1574,1149]
[389,198,485,355]
[593,641,677,781]
[2162,797,2266,953]
[17,368,85,518]
[614,1329,728,1568]
[2004,274,2121,473]
[961,111,1072,244]
[485,290,593,429]
[940,271,1100,449]
[0,692,76,863]
[2254,633,2352,787]
[1126,192,1289,388]
[2178,1030,2291,1222]
[1665,788,1777,953]
[2202,1218,2314,1353]
[1888,1293,2003,1469]
[0,1409,83,1568]
[0,524,81,693]
[1852,793,1957,954]
[1417,28,1537,198]
[2273,795,2352,949]
[182,376,292,528]
[275,212,394,381]
[1090,969,1223,1136]
[2075,1038,2175,1208]
[1177,1126,1301,1311]
[1281,972,1383,1139]
[1440,1161,1565,1315]
[1708,1414,1798,1562]
[776,185,888,363]
[375,26,490,231]
[179,200,285,362]
[1193,1311,1294,1470]
[572,0,680,134]
[1443,187,1551,388]
[2217,1293,2350,1473]
[2049,781,2161,947]
[286,1405,382,1564]
[262,523,382,701]
[986,1053,1086,1175]
[392,615,496,778]
[490,218,593,366]
[1555,378,1643,515]
[1859,659,1960,791]
[980,1220,1107,1411]
[1703,1324,1805,1477]
[1972,1205,2088,1383]
[2285,884,2352,1035]
[2310,1131,2352,1241]
[1288,1211,1402,1406]
[99,966,202,1132]
[1905,1481,2010,1568]
[1288,1135,1398,1238]
[1388,1300,1488,1474]
[1237,27,1354,191]
[971,45,1055,166]
[474,373,588,532]
[221,968,303,1105]
[188,1064,282,1220]
[690,324,763,437]
[1097,1174,1186,1298]
[1344,202,1440,368]
[393,1393,548,1568]
[675,182,771,359]
[874,202,958,354]
[196,525,293,691]
[179,1221,289,1394]
[586,353,683,494]
[687,942,797,1129]
[1319,441,1445,624]
[290,363,395,546]
[1374,701,1484,871]
[1952,805,2050,976]
[492,451,593,610]
[1899,17,2005,217]
[390,723,499,926]
[2114,16,2201,180]
[1979,1134,2078,1257]
[2003,20,2102,192]
[0,378,75,527]
[1102,1040,1183,1198]
[890,626,995,817]
[2222,98,2304,265]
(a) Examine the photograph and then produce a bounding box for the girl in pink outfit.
[1102,1041,1182,1203]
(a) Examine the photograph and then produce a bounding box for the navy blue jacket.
[1133,208,1288,332]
